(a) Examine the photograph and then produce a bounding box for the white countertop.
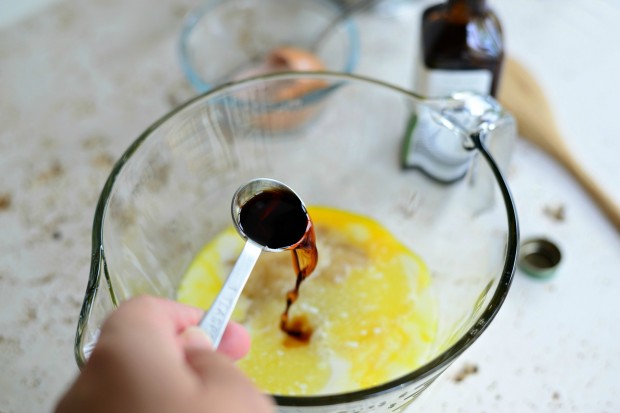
[1,0,619,412]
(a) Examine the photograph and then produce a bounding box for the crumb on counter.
[543,204,566,222]
[0,193,12,211]
[453,363,479,383]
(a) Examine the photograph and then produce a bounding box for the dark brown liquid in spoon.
[239,188,318,344]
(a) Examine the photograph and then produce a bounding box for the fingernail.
[182,326,213,350]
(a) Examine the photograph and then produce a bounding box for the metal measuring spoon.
[198,178,310,347]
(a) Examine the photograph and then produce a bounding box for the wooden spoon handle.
[499,57,620,231]
[557,145,620,230]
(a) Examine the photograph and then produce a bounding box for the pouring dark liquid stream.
[239,188,318,343]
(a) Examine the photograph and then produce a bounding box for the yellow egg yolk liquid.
[177,206,437,395]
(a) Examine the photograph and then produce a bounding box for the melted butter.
[177,206,436,395]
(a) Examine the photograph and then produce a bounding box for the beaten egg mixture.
[177,206,437,395]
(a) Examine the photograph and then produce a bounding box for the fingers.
[102,296,251,361]
[94,296,200,367]
[61,295,274,413]
[105,296,204,335]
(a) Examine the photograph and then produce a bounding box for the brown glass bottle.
[415,0,504,97]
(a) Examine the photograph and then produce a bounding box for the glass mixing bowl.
[179,0,360,93]
[75,72,518,412]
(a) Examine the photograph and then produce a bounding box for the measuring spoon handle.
[199,241,262,347]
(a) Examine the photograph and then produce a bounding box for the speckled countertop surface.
[1,0,619,412]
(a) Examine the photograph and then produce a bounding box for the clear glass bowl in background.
[75,72,518,413]
[179,0,360,93]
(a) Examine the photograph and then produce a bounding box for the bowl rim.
[75,71,519,407]
[178,0,361,93]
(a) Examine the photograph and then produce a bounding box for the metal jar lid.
[518,238,562,279]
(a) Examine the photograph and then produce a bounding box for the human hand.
[55,296,275,413]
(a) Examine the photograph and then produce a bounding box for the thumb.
[181,328,277,413]
[183,336,251,388]
[181,326,242,384]
[181,326,213,351]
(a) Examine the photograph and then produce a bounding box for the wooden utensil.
[498,57,620,231]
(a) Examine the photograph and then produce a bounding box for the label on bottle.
[415,66,493,97]
[403,62,493,182]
